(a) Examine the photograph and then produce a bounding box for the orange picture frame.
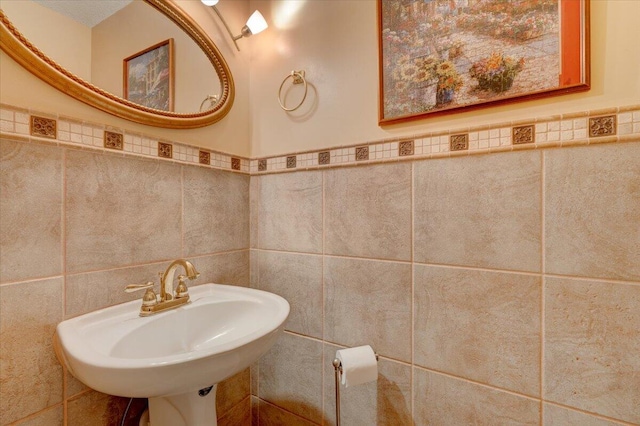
[378,0,590,125]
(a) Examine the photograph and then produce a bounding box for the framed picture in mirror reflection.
[124,39,174,112]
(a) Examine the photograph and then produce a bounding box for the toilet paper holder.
[332,351,379,426]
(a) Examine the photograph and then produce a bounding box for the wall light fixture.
[201,0,268,51]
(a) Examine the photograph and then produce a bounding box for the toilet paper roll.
[336,345,378,388]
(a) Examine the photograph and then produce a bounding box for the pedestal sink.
[54,284,289,426]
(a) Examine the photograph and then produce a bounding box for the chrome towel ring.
[278,70,307,112]
[199,94,218,112]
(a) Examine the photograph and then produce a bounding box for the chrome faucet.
[125,259,200,316]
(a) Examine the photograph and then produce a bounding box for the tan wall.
[248,0,640,157]
[1,0,92,80]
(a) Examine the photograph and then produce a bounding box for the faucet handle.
[124,281,155,293]
[125,282,158,309]
[175,275,189,299]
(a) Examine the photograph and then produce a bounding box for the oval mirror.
[0,0,234,129]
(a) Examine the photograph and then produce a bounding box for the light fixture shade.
[245,10,268,35]
[201,0,219,6]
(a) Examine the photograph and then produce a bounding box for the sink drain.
[198,385,214,397]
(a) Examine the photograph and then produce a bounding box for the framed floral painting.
[378,0,590,125]
[124,39,174,112]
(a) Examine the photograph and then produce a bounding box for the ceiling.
[33,0,133,28]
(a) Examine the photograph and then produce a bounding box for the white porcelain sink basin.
[54,283,289,425]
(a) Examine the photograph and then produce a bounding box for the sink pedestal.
[148,385,218,426]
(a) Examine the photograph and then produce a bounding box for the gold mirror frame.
[0,0,234,129]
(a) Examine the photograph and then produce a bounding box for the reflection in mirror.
[2,0,220,114]
[0,0,234,128]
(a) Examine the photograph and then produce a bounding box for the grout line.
[0,275,65,288]
[321,169,326,423]
[255,251,261,400]
[188,248,251,259]
[253,175,259,251]
[410,161,415,422]
[61,148,68,319]
[180,165,185,257]
[8,403,65,425]
[412,365,542,403]
[543,273,640,286]
[257,398,321,425]
[540,150,546,424]
[61,147,68,417]
[283,330,327,344]
[311,251,412,264]
[253,177,261,404]
[60,250,250,278]
[413,261,543,276]
[3,253,637,288]
[543,401,637,426]
[7,249,637,289]
[217,395,252,422]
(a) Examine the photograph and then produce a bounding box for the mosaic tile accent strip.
[589,115,617,137]
[104,131,123,150]
[513,125,535,144]
[399,140,415,156]
[0,108,29,134]
[30,116,56,139]
[450,134,469,151]
[125,133,156,155]
[356,146,369,161]
[2,103,638,176]
[158,142,173,158]
[0,105,251,173]
[319,151,330,165]
[171,144,198,163]
[199,150,210,165]
[617,110,636,136]
[296,153,316,168]
[232,157,241,170]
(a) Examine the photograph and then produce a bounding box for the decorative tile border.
[355,146,369,161]
[0,104,250,174]
[513,125,535,145]
[1,104,638,177]
[319,151,330,165]
[589,115,616,137]
[199,150,211,165]
[399,140,414,156]
[450,134,469,151]
[158,142,173,159]
[30,116,56,139]
[231,157,241,170]
[250,107,640,174]
[104,131,123,150]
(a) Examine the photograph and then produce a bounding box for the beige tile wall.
[251,141,640,425]
[0,138,251,425]
[2,105,639,425]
